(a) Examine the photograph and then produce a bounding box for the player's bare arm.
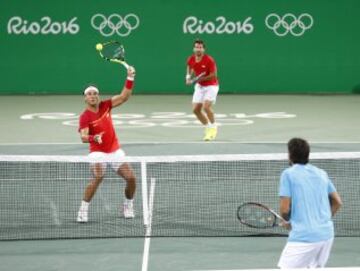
[80,128,103,144]
[279,196,291,219]
[329,191,342,216]
[185,66,193,85]
[279,196,291,229]
[111,66,136,108]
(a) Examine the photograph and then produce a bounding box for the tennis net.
[0,152,359,240]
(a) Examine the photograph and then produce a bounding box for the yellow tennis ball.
[96,43,103,51]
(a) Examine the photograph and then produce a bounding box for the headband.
[83,86,99,95]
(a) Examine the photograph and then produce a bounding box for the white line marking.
[141,162,149,227]
[98,192,111,214]
[142,235,151,271]
[142,177,156,271]
[0,178,121,181]
[147,177,156,236]
[190,268,360,271]
[0,141,360,146]
[0,142,83,145]
[141,161,149,271]
[49,200,61,226]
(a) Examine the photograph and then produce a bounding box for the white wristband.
[186,74,191,80]
[127,76,134,81]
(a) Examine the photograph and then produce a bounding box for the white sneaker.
[123,202,135,219]
[77,210,88,223]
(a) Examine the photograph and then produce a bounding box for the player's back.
[281,164,335,242]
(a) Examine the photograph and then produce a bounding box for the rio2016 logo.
[7,16,80,35]
[183,16,254,34]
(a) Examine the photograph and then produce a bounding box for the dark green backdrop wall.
[1,0,359,94]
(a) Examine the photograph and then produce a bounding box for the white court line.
[191,268,360,271]
[147,178,156,236]
[43,195,61,226]
[142,177,156,271]
[141,162,150,271]
[0,178,121,181]
[1,141,360,145]
[49,200,61,226]
[98,192,111,215]
[0,142,83,145]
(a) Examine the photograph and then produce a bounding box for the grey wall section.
[1,0,360,94]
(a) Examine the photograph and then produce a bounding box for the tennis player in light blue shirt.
[277,138,342,269]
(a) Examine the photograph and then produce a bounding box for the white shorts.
[278,238,334,269]
[88,149,126,172]
[192,84,219,104]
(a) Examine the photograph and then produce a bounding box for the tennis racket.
[96,41,130,70]
[237,202,287,229]
[190,72,206,84]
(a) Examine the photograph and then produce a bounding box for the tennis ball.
[96,43,103,51]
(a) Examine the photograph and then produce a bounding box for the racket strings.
[102,43,125,61]
[238,205,276,228]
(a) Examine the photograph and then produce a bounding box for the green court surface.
[1,237,360,271]
[0,95,360,154]
[0,95,360,271]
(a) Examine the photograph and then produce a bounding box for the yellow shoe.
[203,128,212,141]
[209,127,217,140]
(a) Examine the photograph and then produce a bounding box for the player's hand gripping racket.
[96,41,130,70]
[237,202,289,229]
[190,72,206,84]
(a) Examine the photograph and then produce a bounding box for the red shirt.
[187,54,219,86]
[79,99,120,153]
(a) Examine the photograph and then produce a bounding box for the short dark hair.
[193,38,205,48]
[287,138,310,164]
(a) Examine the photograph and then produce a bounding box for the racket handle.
[191,72,206,84]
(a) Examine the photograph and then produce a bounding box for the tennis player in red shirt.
[186,39,219,141]
[77,66,136,222]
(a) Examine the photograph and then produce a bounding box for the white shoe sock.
[124,198,134,206]
[208,123,216,128]
[80,200,89,211]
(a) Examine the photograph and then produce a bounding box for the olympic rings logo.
[91,13,140,37]
[265,13,313,37]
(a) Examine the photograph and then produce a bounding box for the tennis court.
[1,95,360,271]
[2,1,360,269]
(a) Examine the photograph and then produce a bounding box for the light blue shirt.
[279,163,336,242]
